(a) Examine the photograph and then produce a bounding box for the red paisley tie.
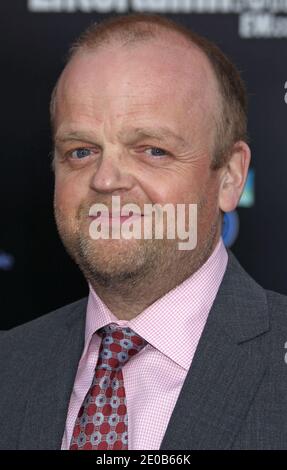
[70,323,147,450]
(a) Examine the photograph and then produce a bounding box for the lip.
[88,213,143,222]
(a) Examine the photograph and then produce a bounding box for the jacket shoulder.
[0,297,88,351]
[266,289,287,330]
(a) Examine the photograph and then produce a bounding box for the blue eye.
[146,147,167,157]
[71,148,91,159]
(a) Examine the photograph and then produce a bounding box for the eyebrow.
[118,127,187,146]
[55,126,187,147]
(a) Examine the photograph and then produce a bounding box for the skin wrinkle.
[51,34,220,131]
[52,35,250,320]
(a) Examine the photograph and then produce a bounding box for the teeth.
[88,209,108,217]
[89,211,142,217]
[88,205,143,217]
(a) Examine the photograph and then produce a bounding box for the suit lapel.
[18,299,87,450]
[160,252,270,450]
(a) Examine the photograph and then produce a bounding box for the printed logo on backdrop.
[239,168,255,208]
[28,0,287,38]
[0,251,15,271]
[222,211,240,248]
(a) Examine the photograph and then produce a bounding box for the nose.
[90,148,134,194]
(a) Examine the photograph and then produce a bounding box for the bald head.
[50,14,248,169]
[54,33,220,161]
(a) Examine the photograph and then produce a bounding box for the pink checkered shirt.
[61,237,228,450]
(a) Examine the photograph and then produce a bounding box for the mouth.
[88,211,143,223]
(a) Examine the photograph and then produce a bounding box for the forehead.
[54,35,220,136]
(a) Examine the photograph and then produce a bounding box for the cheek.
[137,170,197,205]
[149,159,215,205]
[197,180,221,226]
[156,178,203,205]
[54,173,86,213]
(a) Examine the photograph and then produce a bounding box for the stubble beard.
[54,198,220,295]
[54,204,172,290]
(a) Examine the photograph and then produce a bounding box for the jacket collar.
[160,251,269,449]
[18,298,87,450]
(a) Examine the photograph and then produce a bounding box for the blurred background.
[1,0,287,329]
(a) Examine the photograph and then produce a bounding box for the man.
[0,13,287,450]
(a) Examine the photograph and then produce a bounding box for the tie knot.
[97,324,147,371]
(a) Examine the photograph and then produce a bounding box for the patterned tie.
[70,323,147,450]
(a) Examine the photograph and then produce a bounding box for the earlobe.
[218,141,251,213]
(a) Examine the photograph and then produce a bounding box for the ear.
[218,141,251,213]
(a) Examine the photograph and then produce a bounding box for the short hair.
[50,13,249,170]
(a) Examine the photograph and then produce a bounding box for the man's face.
[53,37,223,287]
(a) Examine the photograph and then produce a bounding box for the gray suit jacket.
[1,251,287,450]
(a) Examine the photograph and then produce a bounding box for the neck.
[89,236,220,320]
